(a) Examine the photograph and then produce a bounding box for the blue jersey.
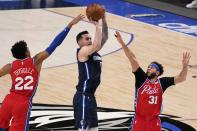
[76,49,102,95]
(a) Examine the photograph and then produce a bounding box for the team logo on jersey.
[28,104,196,131]
[141,85,159,95]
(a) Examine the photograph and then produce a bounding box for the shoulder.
[159,77,175,83]
[159,77,175,91]
[133,67,147,81]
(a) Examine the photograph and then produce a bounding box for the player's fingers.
[76,14,81,18]
[115,31,120,36]
[77,14,85,20]
[80,14,85,19]
[187,54,191,62]
[114,31,119,38]
[187,52,190,56]
[182,52,184,59]
[187,52,190,58]
[184,52,191,65]
[185,52,188,57]
[77,14,84,18]
[185,52,190,61]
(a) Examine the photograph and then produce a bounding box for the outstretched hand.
[115,31,124,45]
[67,14,85,28]
[182,52,191,68]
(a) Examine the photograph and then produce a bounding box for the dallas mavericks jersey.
[76,49,102,95]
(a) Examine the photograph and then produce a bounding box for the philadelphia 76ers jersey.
[10,57,39,98]
[135,79,163,119]
[133,67,174,119]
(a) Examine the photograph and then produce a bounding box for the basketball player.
[0,14,84,131]
[115,31,191,131]
[73,14,108,131]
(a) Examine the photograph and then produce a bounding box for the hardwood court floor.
[0,7,196,128]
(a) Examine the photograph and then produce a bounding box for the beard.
[146,72,157,79]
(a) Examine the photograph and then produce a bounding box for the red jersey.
[135,79,163,120]
[133,67,174,118]
[10,58,39,98]
[130,67,175,131]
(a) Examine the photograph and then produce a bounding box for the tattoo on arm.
[101,19,108,46]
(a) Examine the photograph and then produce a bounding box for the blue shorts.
[73,92,98,129]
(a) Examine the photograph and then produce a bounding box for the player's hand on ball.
[86,3,105,22]
[67,14,85,28]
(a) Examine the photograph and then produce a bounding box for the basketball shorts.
[73,92,98,129]
[0,93,31,131]
[130,115,161,131]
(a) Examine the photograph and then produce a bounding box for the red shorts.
[130,115,161,131]
[0,93,31,131]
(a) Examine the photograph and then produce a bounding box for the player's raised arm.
[174,52,191,84]
[33,14,85,66]
[78,21,102,62]
[0,64,11,77]
[97,13,108,51]
[115,31,139,72]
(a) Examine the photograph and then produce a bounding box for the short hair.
[11,40,28,59]
[151,61,164,76]
[76,31,89,43]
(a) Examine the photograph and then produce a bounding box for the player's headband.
[150,63,160,72]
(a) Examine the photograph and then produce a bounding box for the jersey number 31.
[148,96,158,104]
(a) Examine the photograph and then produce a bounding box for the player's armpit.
[131,59,140,72]
[0,64,11,77]
[33,51,49,66]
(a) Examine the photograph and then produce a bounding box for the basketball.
[86,3,105,22]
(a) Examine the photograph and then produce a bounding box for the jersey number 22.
[15,76,34,90]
